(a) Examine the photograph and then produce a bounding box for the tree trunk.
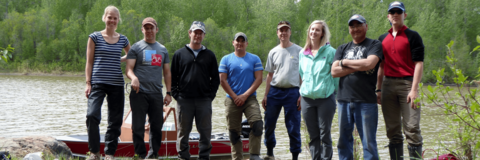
[76,37,80,55]
[33,39,37,55]
[5,0,8,19]
[464,144,473,160]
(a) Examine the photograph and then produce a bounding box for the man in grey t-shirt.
[126,17,172,159]
[262,21,302,160]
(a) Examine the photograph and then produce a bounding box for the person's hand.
[262,96,267,111]
[297,96,302,111]
[407,90,418,109]
[234,94,248,107]
[164,95,172,106]
[131,78,140,93]
[376,91,382,105]
[85,83,91,98]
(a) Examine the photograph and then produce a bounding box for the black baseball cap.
[388,1,406,12]
[348,14,367,25]
[234,32,248,42]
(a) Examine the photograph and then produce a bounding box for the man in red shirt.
[377,1,425,160]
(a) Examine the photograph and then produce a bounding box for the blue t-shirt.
[186,44,202,57]
[219,52,264,98]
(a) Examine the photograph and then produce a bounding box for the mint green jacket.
[299,44,339,99]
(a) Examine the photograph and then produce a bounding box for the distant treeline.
[0,0,479,82]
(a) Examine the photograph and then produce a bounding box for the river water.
[0,75,455,159]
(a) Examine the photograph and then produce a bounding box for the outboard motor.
[241,119,251,138]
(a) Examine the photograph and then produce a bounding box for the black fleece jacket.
[171,45,220,100]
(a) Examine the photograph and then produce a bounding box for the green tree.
[409,2,445,82]
[203,18,235,60]
[0,0,479,77]
[120,9,144,43]
[162,15,189,58]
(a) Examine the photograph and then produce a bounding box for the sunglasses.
[278,21,290,25]
[388,10,404,15]
[349,23,364,28]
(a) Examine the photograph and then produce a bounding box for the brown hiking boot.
[263,155,276,160]
[87,152,100,160]
[105,154,116,160]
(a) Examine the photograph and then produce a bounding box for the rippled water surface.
[0,75,455,159]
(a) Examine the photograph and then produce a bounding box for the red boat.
[56,107,249,158]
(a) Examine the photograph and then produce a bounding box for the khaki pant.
[381,78,423,146]
[225,96,263,160]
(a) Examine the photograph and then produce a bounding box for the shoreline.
[0,72,84,77]
[0,71,270,80]
[1,72,478,86]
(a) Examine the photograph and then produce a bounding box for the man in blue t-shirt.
[219,32,264,160]
[126,17,172,159]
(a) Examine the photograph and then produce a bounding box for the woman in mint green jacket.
[299,20,338,160]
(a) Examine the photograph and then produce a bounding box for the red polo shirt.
[379,25,425,77]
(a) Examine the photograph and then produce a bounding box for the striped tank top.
[89,31,130,86]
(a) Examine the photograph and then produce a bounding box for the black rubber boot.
[407,145,422,160]
[292,152,299,160]
[267,147,274,156]
[388,143,404,160]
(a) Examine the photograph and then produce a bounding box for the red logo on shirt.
[151,54,162,66]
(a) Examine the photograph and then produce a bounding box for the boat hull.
[57,135,249,158]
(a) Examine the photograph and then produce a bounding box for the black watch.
[166,92,171,96]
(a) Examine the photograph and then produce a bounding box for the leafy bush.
[419,36,480,160]
[1,45,14,63]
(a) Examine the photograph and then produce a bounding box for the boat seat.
[119,107,177,141]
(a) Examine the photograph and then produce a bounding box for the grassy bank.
[0,61,85,76]
[0,62,274,79]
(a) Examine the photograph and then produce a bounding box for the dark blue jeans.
[264,87,302,153]
[337,101,379,160]
[86,84,124,155]
[129,91,164,158]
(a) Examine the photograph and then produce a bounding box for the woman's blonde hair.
[303,20,331,50]
[102,5,122,23]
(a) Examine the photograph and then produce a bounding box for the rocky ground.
[0,136,72,159]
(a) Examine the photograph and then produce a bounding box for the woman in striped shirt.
[84,5,130,160]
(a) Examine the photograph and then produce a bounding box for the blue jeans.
[337,101,378,160]
[264,87,302,153]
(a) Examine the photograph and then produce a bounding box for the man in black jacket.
[171,21,220,160]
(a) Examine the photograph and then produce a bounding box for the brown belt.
[385,76,413,81]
